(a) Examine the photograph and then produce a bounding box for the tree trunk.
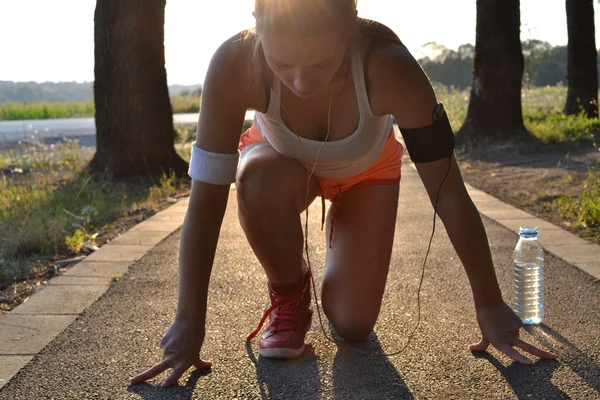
[456,0,529,144]
[565,0,598,117]
[90,0,188,179]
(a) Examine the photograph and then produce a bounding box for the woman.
[131,0,556,388]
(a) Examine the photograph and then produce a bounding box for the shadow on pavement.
[126,368,212,400]
[470,322,600,399]
[526,324,600,396]
[332,331,414,400]
[246,341,322,399]
[472,351,565,399]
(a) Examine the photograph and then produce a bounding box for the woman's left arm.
[369,42,557,364]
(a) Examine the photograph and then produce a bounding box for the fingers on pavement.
[468,338,490,352]
[193,359,213,369]
[496,343,533,365]
[129,360,170,384]
[160,364,190,388]
[512,337,558,360]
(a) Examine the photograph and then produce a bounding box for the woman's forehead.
[262,33,344,65]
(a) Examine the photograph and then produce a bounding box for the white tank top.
[254,43,393,179]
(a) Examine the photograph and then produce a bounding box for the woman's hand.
[129,319,212,388]
[469,300,558,364]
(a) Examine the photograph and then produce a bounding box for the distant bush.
[170,95,201,114]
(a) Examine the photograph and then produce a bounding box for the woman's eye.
[315,61,330,68]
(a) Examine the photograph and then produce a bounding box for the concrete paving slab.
[544,243,600,264]
[82,243,154,262]
[128,220,183,233]
[493,218,542,234]
[576,262,600,279]
[470,200,521,213]
[108,230,174,246]
[481,208,539,220]
[48,276,111,285]
[167,198,190,208]
[0,356,33,390]
[538,229,596,246]
[154,203,188,213]
[63,261,132,278]
[412,161,600,281]
[144,212,187,222]
[8,283,109,315]
[0,314,77,354]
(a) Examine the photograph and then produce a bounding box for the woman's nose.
[293,77,316,94]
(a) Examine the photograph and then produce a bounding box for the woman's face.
[261,31,347,99]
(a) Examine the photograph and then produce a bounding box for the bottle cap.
[519,226,538,237]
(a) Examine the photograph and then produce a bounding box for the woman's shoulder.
[208,31,254,79]
[359,23,433,117]
[207,30,268,108]
[357,19,413,80]
[357,18,402,46]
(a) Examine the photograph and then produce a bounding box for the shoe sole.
[259,345,306,359]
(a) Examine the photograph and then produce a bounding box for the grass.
[436,84,600,239]
[434,83,600,144]
[1,84,599,290]
[5,85,596,146]
[0,101,96,120]
[0,139,189,288]
[554,170,600,239]
[0,95,202,121]
[523,109,600,144]
[431,82,470,131]
[170,95,202,114]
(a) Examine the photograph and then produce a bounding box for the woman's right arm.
[130,32,257,387]
[175,32,253,325]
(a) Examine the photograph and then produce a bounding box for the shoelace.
[246,288,307,341]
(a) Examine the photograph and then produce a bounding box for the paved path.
[0,112,255,145]
[1,161,599,399]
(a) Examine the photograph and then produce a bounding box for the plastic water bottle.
[514,226,545,324]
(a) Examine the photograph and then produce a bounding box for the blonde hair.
[253,0,358,37]
[243,0,403,86]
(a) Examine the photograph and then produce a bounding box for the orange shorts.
[239,124,404,247]
[239,124,403,199]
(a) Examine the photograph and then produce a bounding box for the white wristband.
[188,142,239,185]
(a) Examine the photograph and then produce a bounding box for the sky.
[1,0,598,86]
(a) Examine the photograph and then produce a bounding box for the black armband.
[398,103,455,163]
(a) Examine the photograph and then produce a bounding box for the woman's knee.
[322,300,376,342]
[236,147,317,212]
[237,149,281,191]
[236,150,289,207]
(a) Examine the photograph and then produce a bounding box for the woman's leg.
[236,142,320,284]
[321,183,400,341]
[237,143,322,358]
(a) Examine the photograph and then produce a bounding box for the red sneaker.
[247,267,313,358]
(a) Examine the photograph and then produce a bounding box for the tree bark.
[565,0,598,117]
[456,0,529,144]
[91,0,188,179]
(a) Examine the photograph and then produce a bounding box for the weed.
[555,172,600,231]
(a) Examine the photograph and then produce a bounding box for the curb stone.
[0,198,191,389]
[407,163,600,279]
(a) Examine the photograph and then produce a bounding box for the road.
[0,111,256,144]
[1,164,598,399]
